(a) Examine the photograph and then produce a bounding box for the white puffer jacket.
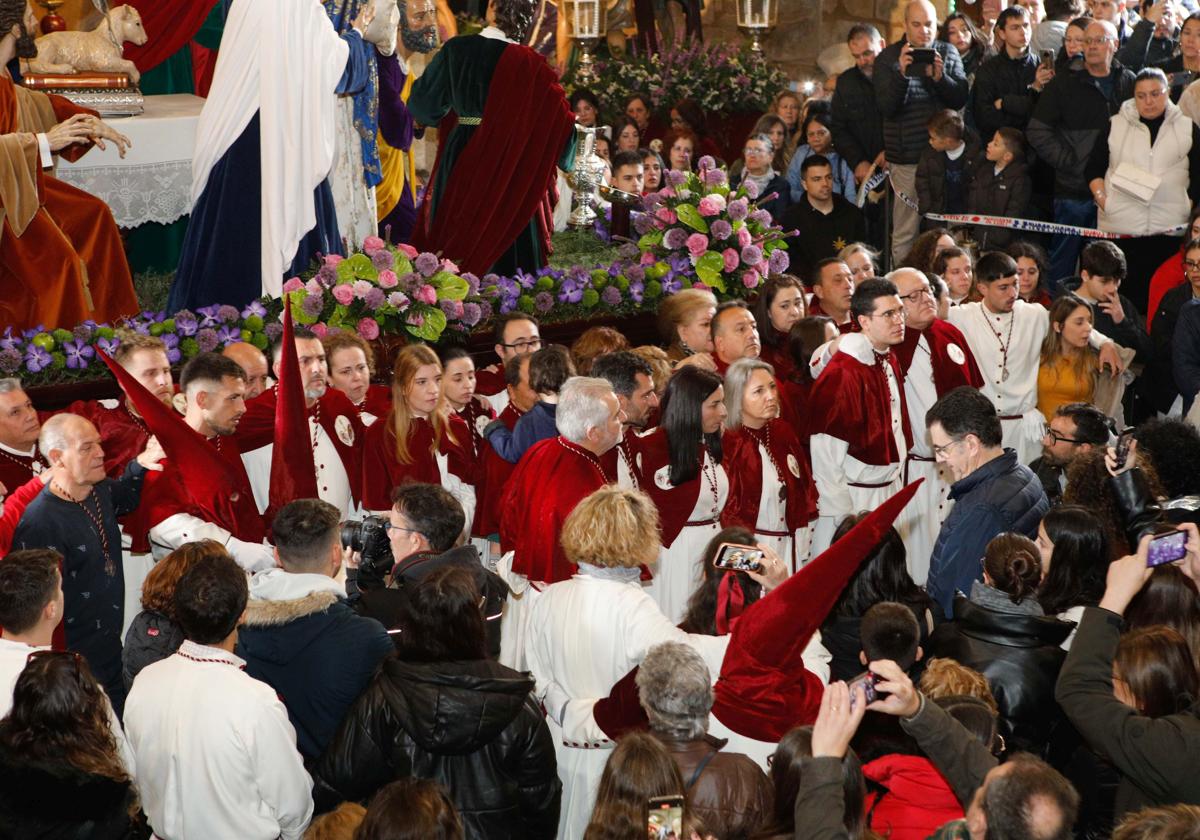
[1099,97,1192,235]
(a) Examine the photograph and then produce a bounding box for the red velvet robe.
[0,76,137,330]
[892,318,985,395]
[455,397,496,536]
[475,366,507,397]
[360,413,472,510]
[806,349,912,466]
[721,421,817,533]
[360,383,392,420]
[0,446,46,497]
[500,435,611,583]
[759,331,797,382]
[477,401,523,536]
[629,427,720,549]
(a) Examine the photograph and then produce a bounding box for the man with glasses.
[925,386,1049,618]
[807,279,913,555]
[1028,19,1136,287]
[1030,402,1112,505]
[889,268,984,583]
[473,313,543,416]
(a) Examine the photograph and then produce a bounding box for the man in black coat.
[972,5,1056,136]
[781,155,867,283]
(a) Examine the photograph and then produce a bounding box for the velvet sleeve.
[407,44,453,126]
[377,54,415,150]
[0,477,46,554]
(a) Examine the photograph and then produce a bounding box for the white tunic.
[241,417,354,519]
[124,641,313,840]
[751,441,812,570]
[525,573,729,840]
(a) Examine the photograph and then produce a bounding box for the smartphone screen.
[648,795,684,839]
[1115,427,1136,466]
[848,671,880,707]
[1040,49,1055,65]
[1147,530,1188,567]
[714,543,764,572]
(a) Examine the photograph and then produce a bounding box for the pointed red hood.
[267,307,319,524]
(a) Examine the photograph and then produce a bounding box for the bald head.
[223,342,269,399]
[1084,20,1118,74]
[889,268,937,330]
[905,0,937,46]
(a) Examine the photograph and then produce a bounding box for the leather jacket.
[1109,467,1200,550]
[652,733,772,840]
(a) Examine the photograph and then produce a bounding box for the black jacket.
[313,657,561,840]
[1117,18,1179,71]
[0,743,144,840]
[237,586,394,759]
[1146,282,1194,412]
[965,159,1032,249]
[971,50,1043,136]
[1027,63,1136,199]
[916,131,985,223]
[121,609,184,692]
[874,38,970,165]
[928,594,1074,756]
[1059,277,1152,363]
[781,194,868,283]
[832,65,885,170]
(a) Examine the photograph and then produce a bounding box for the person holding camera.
[236,498,394,761]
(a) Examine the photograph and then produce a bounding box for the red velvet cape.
[630,427,716,549]
[721,420,817,534]
[360,413,472,510]
[892,319,984,396]
[805,348,912,466]
[413,43,574,274]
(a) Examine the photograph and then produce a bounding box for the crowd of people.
[7,0,1200,838]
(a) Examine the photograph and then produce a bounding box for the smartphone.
[906,47,937,78]
[713,543,764,572]
[1172,70,1198,88]
[1040,49,1055,66]
[848,670,884,707]
[1114,427,1136,469]
[1147,529,1189,567]
[648,795,684,839]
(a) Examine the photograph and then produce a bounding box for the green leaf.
[288,290,318,325]
[430,270,469,301]
[638,230,664,249]
[676,204,709,233]
[406,306,448,342]
[694,251,725,287]
[336,253,377,283]
[327,304,349,330]
[393,254,413,277]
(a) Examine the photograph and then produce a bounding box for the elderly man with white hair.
[497,376,626,668]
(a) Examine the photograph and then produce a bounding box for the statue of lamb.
[26,6,148,85]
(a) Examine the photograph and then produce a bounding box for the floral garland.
[2,169,793,387]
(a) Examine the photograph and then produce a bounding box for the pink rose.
[417,284,438,305]
[655,207,678,225]
[722,248,740,272]
[310,323,329,338]
[331,284,355,305]
[362,235,386,254]
[742,269,762,289]
[282,276,303,293]
[441,259,460,274]
[658,187,676,199]
[697,196,721,217]
[640,251,657,265]
[378,269,398,288]
[398,243,419,258]
[757,260,770,277]
[686,233,709,256]
[737,226,753,248]
[357,318,381,340]
[323,254,344,267]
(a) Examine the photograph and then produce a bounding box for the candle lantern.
[563,0,607,87]
[735,0,778,53]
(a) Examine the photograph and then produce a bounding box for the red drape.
[114,0,219,74]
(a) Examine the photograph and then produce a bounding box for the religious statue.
[0,0,138,330]
[26,2,147,83]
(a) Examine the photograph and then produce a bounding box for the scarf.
[969,579,1044,617]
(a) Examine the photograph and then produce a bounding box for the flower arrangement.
[635,157,790,293]
[566,41,788,120]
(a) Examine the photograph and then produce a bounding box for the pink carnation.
[352,280,373,299]
[686,233,709,256]
[697,196,722,217]
[655,207,678,225]
[722,248,740,272]
[357,317,381,340]
[323,254,344,267]
[640,251,658,265]
[331,284,355,305]
[305,278,324,295]
[742,269,762,289]
[378,269,399,288]
[362,235,386,254]
[398,243,418,258]
[737,226,753,248]
[282,276,304,294]
[416,284,438,305]
[441,259,459,274]
[310,323,329,338]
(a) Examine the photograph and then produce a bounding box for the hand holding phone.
[1147,529,1189,567]
[647,795,684,839]
[1114,427,1136,469]
[714,543,764,572]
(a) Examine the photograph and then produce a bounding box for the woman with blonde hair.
[658,287,718,366]
[1037,294,1099,418]
[361,344,473,514]
[525,485,731,840]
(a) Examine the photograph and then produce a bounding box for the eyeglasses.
[1084,36,1114,45]
[500,338,543,352]
[1042,424,1084,445]
[931,438,965,458]
[899,288,934,303]
[1184,259,1200,273]
[383,522,424,540]
[743,146,769,155]
[869,306,906,322]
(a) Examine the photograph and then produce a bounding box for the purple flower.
[742,179,762,200]
[768,248,790,274]
[302,293,326,317]
[371,250,394,272]
[703,168,726,186]
[0,348,21,373]
[741,245,763,266]
[462,302,483,326]
[160,334,182,364]
[72,324,93,342]
[364,287,386,309]
[601,286,622,306]
[217,305,240,323]
[662,276,683,295]
[400,272,423,293]
[173,311,198,337]
[196,328,219,353]
[617,242,641,261]
[749,209,772,226]
[196,304,222,327]
[316,264,337,285]
[0,330,20,352]
[710,220,733,241]
[629,281,645,303]
[241,300,268,319]
[96,335,120,356]
[264,322,284,342]
[626,264,646,283]
[352,280,373,300]
[62,339,94,370]
[557,278,583,304]
[663,228,688,250]
[633,212,654,236]
[462,272,480,296]
[665,169,688,186]
[477,300,494,322]
[697,156,716,171]
[217,325,242,346]
[534,291,555,313]
[439,299,464,319]
[727,198,750,221]
[24,345,51,373]
[414,252,440,277]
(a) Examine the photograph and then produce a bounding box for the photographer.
[350,483,508,658]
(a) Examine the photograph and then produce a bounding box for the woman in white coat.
[1088,67,1200,307]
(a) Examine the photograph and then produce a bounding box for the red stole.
[630,427,716,549]
[478,402,523,535]
[360,414,470,510]
[413,43,575,273]
[721,420,816,533]
[892,319,984,395]
[500,436,610,583]
[806,346,912,466]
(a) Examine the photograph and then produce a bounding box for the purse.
[1109,161,1161,204]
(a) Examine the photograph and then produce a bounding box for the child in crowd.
[916,110,984,231]
[967,127,1033,248]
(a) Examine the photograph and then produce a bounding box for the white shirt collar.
[176,639,246,668]
[0,441,36,458]
[479,25,515,43]
[839,331,888,366]
[945,143,966,161]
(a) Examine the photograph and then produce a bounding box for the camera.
[340,515,395,582]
